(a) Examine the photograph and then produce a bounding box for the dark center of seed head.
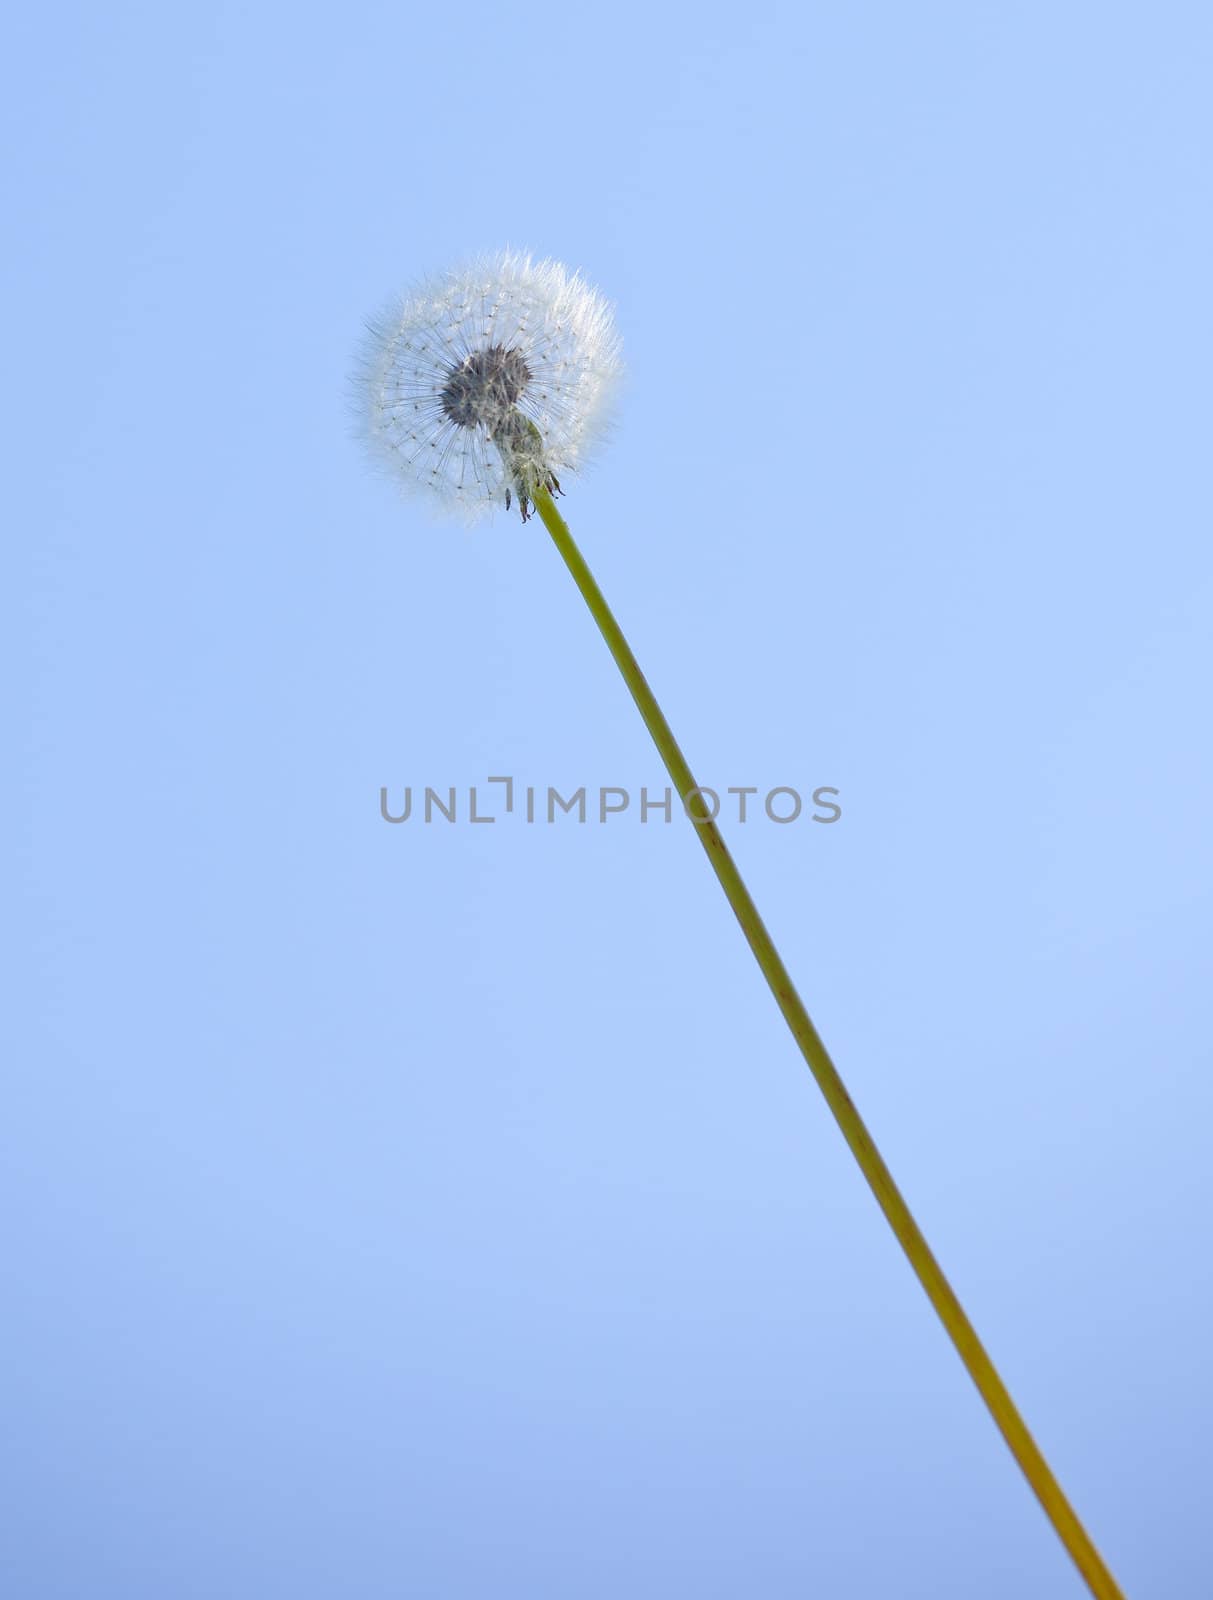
[439,345,531,428]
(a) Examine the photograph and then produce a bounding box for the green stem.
[532,483,1124,1600]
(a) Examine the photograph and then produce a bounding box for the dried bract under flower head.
[356,251,622,522]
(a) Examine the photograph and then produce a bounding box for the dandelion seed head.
[355,250,623,522]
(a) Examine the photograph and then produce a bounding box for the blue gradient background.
[6,4,1212,1596]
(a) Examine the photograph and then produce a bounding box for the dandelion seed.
[356,250,622,522]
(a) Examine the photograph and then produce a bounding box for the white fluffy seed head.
[355,250,623,522]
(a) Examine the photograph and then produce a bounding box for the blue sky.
[7,3,1212,1595]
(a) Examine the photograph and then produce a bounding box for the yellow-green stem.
[532,484,1123,1600]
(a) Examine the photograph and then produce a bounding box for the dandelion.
[356,250,621,522]
[353,255,1125,1600]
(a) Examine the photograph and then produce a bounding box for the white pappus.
[355,251,623,522]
